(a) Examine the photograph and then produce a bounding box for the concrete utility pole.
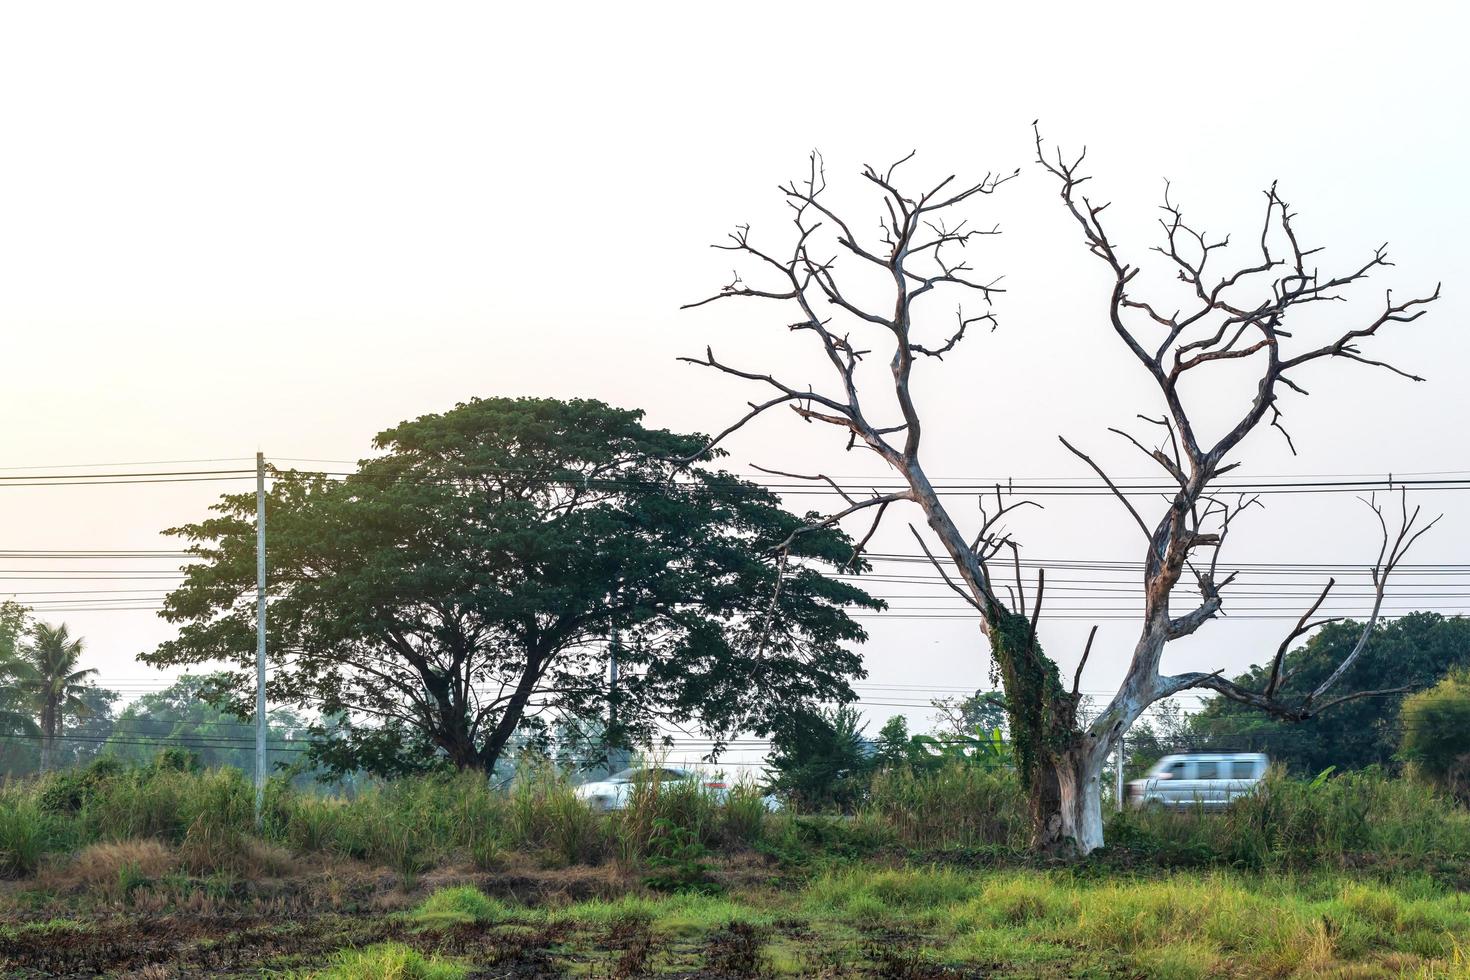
[254,452,268,828]
[1115,735,1125,813]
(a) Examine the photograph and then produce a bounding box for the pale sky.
[1,1,1466,763]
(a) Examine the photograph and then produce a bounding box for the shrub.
[36,756,125,814]
[1400,670,1470,802]
[643,817,720,894]
[613,770,720,863]
[718,783,770,848]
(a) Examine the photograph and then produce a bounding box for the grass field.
[3,761,1470,976]
[4,863,1470,976]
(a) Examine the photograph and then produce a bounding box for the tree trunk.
[39,701,56,774]
[986,611,1109,854]
[1028,746,1107,856]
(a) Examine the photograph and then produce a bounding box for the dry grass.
[44,839,176,893]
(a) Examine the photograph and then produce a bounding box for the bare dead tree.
[681,140,1439,854]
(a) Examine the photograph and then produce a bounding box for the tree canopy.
[104,673,309,773]
[1190,613,1470,774]
[145,397,880,775]
[1400,670,1470,802]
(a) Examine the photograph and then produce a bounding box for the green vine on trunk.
[987,609,1076,790]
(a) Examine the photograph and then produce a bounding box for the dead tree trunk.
[683,137,1439,855]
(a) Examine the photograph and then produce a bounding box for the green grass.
[555,890,776,937]
[337,869,1470,975]
[408,886,511,929]
[286,942,467,980]
[5,856,1469,975]
[794,866,1470,976]
[0,793,51,878]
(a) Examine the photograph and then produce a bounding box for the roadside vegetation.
[2,756,1470,975]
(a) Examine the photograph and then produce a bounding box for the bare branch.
[1058,435,1151,540]
[908,524,983,611]
[1071,625,1098,701]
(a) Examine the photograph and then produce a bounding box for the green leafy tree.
[104,674,308,772]
[874,714,912,770]
[1400,670,1470,803]
[48,686,119,772]
[0,602,39,737]
[0,603,42,774]
[1123,699,1195,778]
[765,705,874,810]
[875,710,1012,777]
[11,622,98,772]
[1190,613,1470,774]
[146,397,879,776]
[931,690,1008,739]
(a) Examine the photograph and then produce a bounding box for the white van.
[1126,753,1269,810]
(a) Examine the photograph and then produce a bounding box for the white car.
[1127,752,1269,810]
[574,766,782,812]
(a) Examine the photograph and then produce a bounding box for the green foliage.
[764,705,872,811]
[1109,767,1468,869]
[1192,613,1470,774]
[881,718,1014,777]
[0,791,51,878]
[930,689,1009,745]
[642,817,720,894]
[865,760,1028,850]
[410,886,509,929]
[985,610,1071,792]
[146,396,877,778]
[0,602,38,751]
[36,755,126,813]
[2,759,1466,889]
[103,673,307,773]
[1400,669,1470,801]
[293,943,467,980]
[1,618,114,776]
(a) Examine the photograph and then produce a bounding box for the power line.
[6,462,1470,500]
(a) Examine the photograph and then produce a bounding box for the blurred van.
[1126,752,1268,809]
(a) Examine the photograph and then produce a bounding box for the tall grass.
[4,757,1469,884]
[1112,768,1470,869]
[864,762,1027,850]
[0,787,52,878]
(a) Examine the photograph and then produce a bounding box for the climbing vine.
[986,609,1077,791]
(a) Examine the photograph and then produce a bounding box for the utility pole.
[254,452,268,829]
[1115,734,1125,813]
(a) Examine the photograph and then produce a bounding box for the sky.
[1,1,1466,765]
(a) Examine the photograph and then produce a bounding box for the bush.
[1400,670,1470,802]
[36,756,125,814]
[643,817,720,894]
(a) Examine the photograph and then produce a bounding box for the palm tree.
[15,623,97,772]
[0,649,41,737]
